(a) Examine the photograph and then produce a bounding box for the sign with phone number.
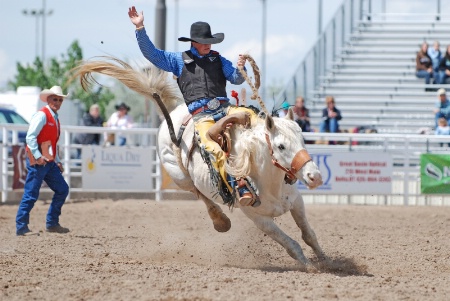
[298,152,393,194]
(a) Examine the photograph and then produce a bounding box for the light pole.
[261,0,267,103]
[41,0,53,65]
[22,9,43,59]
[174,0,179,52]
[22,0,52,63]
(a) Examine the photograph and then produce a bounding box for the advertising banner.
[420,154,450,194]
[81,145,153,191]
[298,152,393,194]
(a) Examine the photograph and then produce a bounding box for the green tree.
[8,40,114,118]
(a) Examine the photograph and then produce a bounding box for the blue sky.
[0,0,439,96]
[0,0,345,91]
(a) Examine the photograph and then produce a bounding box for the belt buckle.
[206,98,220,110]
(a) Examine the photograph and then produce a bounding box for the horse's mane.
[226,117,302,178]
[70,56,184,114]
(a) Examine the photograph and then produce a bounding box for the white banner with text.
[298,152,393,194]
[81,145,152,191]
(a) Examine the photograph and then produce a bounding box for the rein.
[264,132,312,184]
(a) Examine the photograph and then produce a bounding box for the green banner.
[421,154,450,194]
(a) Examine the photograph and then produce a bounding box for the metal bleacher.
[309,19,450,134]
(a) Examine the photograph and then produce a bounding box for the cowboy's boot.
[236,178,261,207]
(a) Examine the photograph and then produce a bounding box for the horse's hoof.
[213,213,231,232]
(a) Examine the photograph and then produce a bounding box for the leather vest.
[26,106,60,161]
[177,50,227,104]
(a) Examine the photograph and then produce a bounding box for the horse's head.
[264,109,323,189]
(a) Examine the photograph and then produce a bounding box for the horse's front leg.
[197,190,231,232]
[290,194,326,260]
[241,209,312,268]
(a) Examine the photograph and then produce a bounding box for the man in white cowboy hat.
[16,86,70,236]
[128,6,260,207]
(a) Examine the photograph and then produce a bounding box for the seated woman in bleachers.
[416,42,435,84]
[438,45,450,84]
[319,96,342,134]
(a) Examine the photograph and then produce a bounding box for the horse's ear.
[285,108,294,121]
[265,115,275,132]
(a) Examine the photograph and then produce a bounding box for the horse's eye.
[278,144,285,150]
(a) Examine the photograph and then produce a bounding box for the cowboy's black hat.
[115,102,130,111]
[178,21,224,44]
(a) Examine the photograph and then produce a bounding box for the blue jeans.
[118,137,127,146]
[416,70,434,84]
[16,158,69,234]
[438,70,449,84]
[320,118,339,133]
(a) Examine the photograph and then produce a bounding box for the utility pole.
[22,9,41,58]
[22,0,52,64]
[151,0,167,129]
[318,0,323,35]
[174,0,179,52]
[41,0,53,64]
[154,0,166,50]
[261,0,267,103]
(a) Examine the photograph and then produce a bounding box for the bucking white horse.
[72,57,327,268]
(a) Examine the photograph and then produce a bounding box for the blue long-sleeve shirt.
[26,105,61,162]
[135,28,246,112]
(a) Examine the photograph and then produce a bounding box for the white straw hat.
[39,86,69,102]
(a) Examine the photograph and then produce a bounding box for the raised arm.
[128,6,144,29]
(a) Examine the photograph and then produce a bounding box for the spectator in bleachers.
[293,96,311,132]
[428,41,442,84]
[73,104,103,159]
[435,117,450,147]
[438,44,450,84]
[433,88,450,128]
[320,96,342,134]
[416,42,434,85]
[105,102,134,146]
[277,101,290,117]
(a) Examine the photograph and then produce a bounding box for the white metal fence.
[2,124,450,206]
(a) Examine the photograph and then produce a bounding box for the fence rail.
[2,124,450,206]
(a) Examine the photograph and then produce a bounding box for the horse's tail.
[70,56,183,114]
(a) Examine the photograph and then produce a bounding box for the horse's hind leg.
[197,191,231,232]
[290,195,326,260]
[241,209,311,268]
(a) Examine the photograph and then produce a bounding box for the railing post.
[359,0,363,21]
[293,76,297,101]
[342,5,346,48]
[314,45,318,88]
[1,127,8,202]
[350,0,354,31]
[404,137,410,206]
[332,19,336,61]
[64,129,71,201]
[302,62,307,98]
[367,0,372,20]
[437,0,441,21]
[323,34,327,76]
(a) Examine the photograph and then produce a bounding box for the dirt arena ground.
[0,198,449,301]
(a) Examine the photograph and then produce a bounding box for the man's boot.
[236,178,261,207]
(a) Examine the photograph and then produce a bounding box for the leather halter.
[264,132,312,184]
